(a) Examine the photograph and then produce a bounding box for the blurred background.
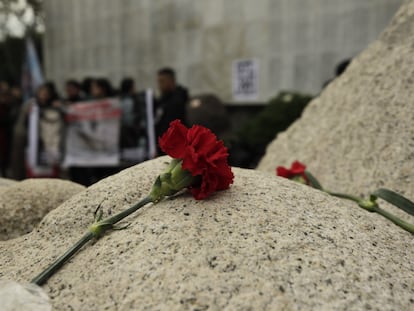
[0,0,402,182]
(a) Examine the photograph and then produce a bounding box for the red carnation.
[276,161,308,183]
[159,120,234,200]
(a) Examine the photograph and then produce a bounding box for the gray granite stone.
[0,179,85,241]
[0,178,18,188]
[0,157,412,310]
[0,280,51,311]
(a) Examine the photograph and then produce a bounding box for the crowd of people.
[0,67,189,185]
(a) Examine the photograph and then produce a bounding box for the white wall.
[43,0,402,102]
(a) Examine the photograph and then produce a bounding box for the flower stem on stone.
[31,120,234,286]
[31,196,153,286]
[324,190,361,204]
[370,205,414,234]
[325,190,414,234]
[301,170,413,234]
[30,231,95,286]
[31,159,200,286]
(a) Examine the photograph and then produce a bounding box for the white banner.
[63,98,121,167]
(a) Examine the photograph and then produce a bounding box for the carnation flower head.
[276,161,308,184]
[159,119,234,200]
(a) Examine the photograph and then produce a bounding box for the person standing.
[119,78,147,160]
[89,78,117,183]
[66,78,116,185]
[155,68,189,140]
[63,79,85,184]
[10,83,63,179]
[64,80,83,103]
[81,77,94,99]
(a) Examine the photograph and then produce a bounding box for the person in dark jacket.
[64,79,83,103]
[155,68,189,140]
[81,77,94,99]
[119,78,144,148]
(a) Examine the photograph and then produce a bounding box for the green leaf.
[372,188,414,216]
[304,171,323,190]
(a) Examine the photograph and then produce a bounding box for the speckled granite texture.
[0,178,17,187]
[0,179,85,241]
[0,280,51,311]
[0,157,412,310]
[259,1,414,203]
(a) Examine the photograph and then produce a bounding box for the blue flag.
[21,37,44,101]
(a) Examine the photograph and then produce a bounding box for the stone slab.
[0,157,412,310]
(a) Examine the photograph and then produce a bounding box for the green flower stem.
[372,205,414,234]
[324,190,362,204]
[31,196,153,286]
[30,231,94,286]
[304,170,413,234]
[323,189,414,234]
[100,196,153,227]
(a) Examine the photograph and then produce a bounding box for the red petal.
[276,166,291,178]
[215,164,234,191]
[159,121,233,200]
[158,120,188,159]
[290,161,306,174]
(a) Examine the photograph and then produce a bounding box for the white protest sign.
[63,98,121,167]
[232,58,259,102]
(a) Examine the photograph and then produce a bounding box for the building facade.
[43,0,402,102]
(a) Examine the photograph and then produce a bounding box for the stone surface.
[259,1,414,208]
[0,157,413,310]
[0,178,18,187]
[0,179,85,241]
[0,280,51,311]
